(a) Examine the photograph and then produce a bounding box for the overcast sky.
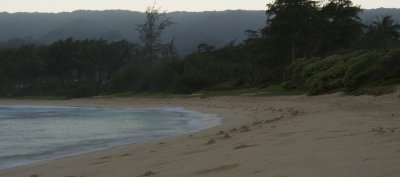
[0,0,399,13]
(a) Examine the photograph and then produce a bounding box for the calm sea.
[0,105,220,170]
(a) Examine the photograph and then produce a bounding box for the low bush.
[284,49,400,95]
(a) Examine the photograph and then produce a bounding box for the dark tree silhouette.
[137,0,175,62]
[368,15,400,49]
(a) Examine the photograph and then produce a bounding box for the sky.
[0,0,399,13]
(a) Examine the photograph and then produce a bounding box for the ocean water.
[0,105,220,170]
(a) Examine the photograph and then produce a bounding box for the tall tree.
[137,1,175,62]
[264,0,320,61]
[318,0,362,54]
[264,0,363,60]
[367,15,400,49]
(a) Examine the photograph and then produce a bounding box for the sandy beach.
[0,93,400,177]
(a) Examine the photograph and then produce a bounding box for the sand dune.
[1,93,400,177]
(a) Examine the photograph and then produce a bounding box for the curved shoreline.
[1,94,400,177]
[0,105,222,171]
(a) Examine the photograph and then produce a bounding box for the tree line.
[0,0,399,97]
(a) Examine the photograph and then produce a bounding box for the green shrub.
[344,49,400,92]
[284,49,400,95]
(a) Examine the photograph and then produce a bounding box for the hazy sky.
[0,0,399,13]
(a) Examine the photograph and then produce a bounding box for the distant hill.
[361,8,400,23]
[0,10,266,54]
[0,8,399,54]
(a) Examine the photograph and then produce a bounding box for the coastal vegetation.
[0,0,399,98]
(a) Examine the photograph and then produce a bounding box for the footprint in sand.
[276,132,297,137]
[252,170,263,174]
[216,130,225,135]
[89,161,109,165]
[96,156,112,160]
[362,157,375,161]
[222,133,231,139]
[239,125,250,132]
[290,110,300,116]
[142,170,156,176]
[205,138,216,145]
[252,121,263,126]
[233,144,256,150]
[372,127,398,134]
[183,149,215,155]
[264,117,281,124]
[118,153,131,157]
[194,164,239,174]
[229,128,238,133]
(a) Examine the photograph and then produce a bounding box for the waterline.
[0,105,220,170]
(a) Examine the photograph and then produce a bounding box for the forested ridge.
[0,0,399,98]
[0,10,266,54]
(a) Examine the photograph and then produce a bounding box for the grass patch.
[103,91,180,98]
[102,85,307,98]
[197,85,307,97]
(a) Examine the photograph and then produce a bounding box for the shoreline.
[0,99,237,173]
[0,104,222,171]
[1,94,400,177]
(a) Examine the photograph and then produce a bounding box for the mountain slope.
[0,8,399,54]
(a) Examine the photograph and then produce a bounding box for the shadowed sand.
[1,93,400,177]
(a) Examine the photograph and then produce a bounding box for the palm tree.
[369,15,400,49]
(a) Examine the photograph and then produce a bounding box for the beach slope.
[1,93,400,177]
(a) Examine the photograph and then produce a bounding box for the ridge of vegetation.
[0,0,399,98]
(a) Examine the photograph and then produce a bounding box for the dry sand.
[0,93,400,177]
